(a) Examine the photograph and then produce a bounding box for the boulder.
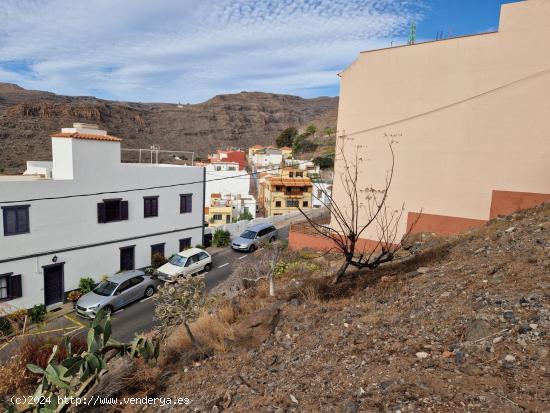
[234,303,282,347]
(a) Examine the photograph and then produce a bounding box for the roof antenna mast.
[408,22,417,45]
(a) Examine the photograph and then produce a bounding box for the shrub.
[0,316,13,336]
[28,304,46,324]
[213,230,231,247]
[151,253,168,269]
[67,290,82,302]
[238,210,253,221]
[78,277,95,294]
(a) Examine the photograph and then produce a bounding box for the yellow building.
[206,194,232,227]
[259,168,313,216]
[280,146,293,158]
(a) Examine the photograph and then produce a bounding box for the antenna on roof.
[408,22,417,45]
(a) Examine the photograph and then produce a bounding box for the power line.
[0,159,314,204]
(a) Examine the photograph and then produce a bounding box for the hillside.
[82,203,549,412]
[0,83,338,173]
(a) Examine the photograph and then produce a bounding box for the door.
[43,264,64,306]
[127,276,145,302]
[184,254,200,275]
[112,279,132,308]
[120,246,135,271]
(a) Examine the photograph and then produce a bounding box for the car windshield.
[169,254,187,267]
[93,280,118,296]
[240,230,257,239]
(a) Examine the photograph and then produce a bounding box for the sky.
[0,0,521,103]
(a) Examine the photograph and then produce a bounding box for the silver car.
[76,270,156,318]
[231,223,278,252]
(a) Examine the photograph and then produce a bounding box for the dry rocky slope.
[108,204,549,413]
[0,83,337,173]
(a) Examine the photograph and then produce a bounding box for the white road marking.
[113,309,124,314]
[218,263,229,268]
[238,255,248,260]
[140,296,154,303]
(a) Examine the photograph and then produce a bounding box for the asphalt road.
[73,225,290,342]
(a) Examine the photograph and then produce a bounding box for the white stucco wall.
[0,137,204,309]
[204,170,250,207]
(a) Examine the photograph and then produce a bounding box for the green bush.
[78,277,95,294]
[213,230,231,247]
[151,253,168,269]
[29,304,46,324]
[0,316,13,336]
[238,210,253,221]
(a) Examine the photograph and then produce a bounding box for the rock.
[289,298,300,306]
[505,226,516,233]
[454,351,465,364]
[342,400,360,413]
[529,323,538,330]
[503,310,515,321]
[442,351,454,358]
[493,336,503,344]
[234,303,281,347]
[502,360,514,369]
[465,319,492,341]
[504,354,516,362]
[440,291,450,298]
[357,387,366,397]
[474,247,486,254]
[518,324,531,334]
[290,394,299,404]
[416,352,429,359]
[211,406,219,413]
[416,267,430,274]
[536,347,548,359]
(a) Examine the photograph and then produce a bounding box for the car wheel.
[103,305,114,316]
[144,286,155,298]
[204,263,212,271]
[249,244,257,252]
[269,236,276,242]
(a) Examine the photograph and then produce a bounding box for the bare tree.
[299,133,419,284]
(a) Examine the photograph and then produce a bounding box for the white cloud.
[0,0,424,102]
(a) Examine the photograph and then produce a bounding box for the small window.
[180,194,192,213]
[303,201,309,207]
[0,274,8,300]
[144,196,159,218]
[151,243,165,259]
[296,172,303,177]
[275,201,281,208]
[98,199,128,223]
[286,200,299,208]
[2,205,30,236]
[179,237,192,251]
[289,172,294,177]
[275,186,282,192]
[213,214,222,220]
[116,280,132,294]
[0,273,22,301]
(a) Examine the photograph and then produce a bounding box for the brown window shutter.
[8,274,22,299]
[120,201,129,220]
[97,202,106,223]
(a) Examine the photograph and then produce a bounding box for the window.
[213,214,222,221]
[151,243,165,260]
[303,201,309,207]
[286,200,299,208]
[275,201,281,208]
[130,276,144,286]
[180,194,192,213]
[296,172,303,177]
[275,186,283,192]
[2,205,30,236]
[116,280,132,294]
[144,196,159,218]
[179,237,192,251]
[98,199,128,223]
[226,215,231,223]
[289,172,294,177]
[198,252,209,260]
[120,246,135,271]
[0,273,22,301]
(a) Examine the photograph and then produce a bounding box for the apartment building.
[290,0,550,251]
[208,149,246,170]
[258,168,313,217]
[206,193,257,227]
[0,123,204,309]
[249,146,283,172]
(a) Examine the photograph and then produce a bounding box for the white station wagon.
[156,247,212,283]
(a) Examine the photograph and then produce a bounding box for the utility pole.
[408,22,416,45]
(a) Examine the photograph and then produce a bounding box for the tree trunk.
[184,321,197,347]
[332,260,350,284]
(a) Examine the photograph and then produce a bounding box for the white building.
[204,163,250,207]
[285,158,320,177]
[312,181,333,208]
[0,123,204,310]
[249,147,283,172]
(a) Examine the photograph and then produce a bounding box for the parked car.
[76,270,156,318]
[156,247,212,283]
[231,223,278,252]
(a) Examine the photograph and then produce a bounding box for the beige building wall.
[333,0,550,243]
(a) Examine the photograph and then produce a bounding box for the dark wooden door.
[43,264,64,306]
[120,246,135,271]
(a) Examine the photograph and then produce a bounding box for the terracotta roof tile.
[50,132,121,142]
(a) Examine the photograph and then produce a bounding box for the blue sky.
[0,0,521,103]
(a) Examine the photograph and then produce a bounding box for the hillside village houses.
[289,0,550,251]
[258,167,313,217]
[0,123,205,309]
[206,192,256,227]
[248,145,284,172]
